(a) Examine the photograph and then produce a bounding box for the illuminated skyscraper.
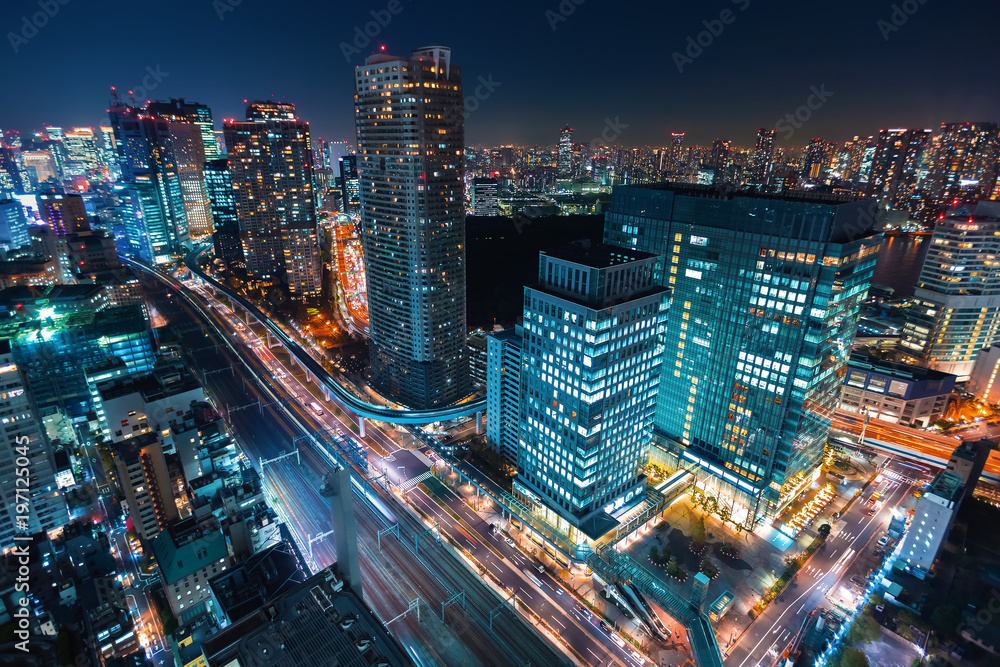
[108,102,189,261]
[354,46,469,408]
[147,98,220,159]
[0,198,30,252]
[63,128,100,177]
[709,138,731,182]
[0,339,66,550]
[516,243,667,551]
[605,184,881,527]
[748,129,776,188]
[558,125,573,177]
[224,101,322,299]
[204,158,242,266]
[667,132,685,176]
[866,128,932,208]
[902,202,1000,378]
[338,155,360,215]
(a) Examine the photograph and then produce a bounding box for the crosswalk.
[400,469,434,491]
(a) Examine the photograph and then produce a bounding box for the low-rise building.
[839,352,956,428]
[898,471,963,579]
[151,517,230,623]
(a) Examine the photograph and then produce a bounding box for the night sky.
[2,0,998,148]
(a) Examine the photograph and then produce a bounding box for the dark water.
[871,234,931,297]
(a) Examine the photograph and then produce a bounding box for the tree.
[700,558,719,578]
[930,604,959,638]
[818,523,832,539]
[691,515,707,552]
[649,545,659,562]
[846,612,881,646]
[658,543,671,564]
[840,647,869,667]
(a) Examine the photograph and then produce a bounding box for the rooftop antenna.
[110,86,120,106]
[128,90,137,108]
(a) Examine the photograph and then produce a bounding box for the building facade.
[224,101,322,298]
[605,184,881,527]
[901,202,1000,378]
[354,46,469,408]
[898,471,963,579]
[0,339,66,550]
[203,158,242,266]
[839,353,955,428]
[516,243,667,552]
[486,326,522,463]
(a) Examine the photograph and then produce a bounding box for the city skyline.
[3,0,1000,146]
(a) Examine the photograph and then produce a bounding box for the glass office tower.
[605,184,881,527]
[516,243,667,554]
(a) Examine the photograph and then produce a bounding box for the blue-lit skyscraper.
[108,103,189,262]
[515,243,667,554]
[204,158,242,266]
[338,155,360,216]
[605,184,881,527]
[0,198,30,252]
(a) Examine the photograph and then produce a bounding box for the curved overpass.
[128,248,486,424]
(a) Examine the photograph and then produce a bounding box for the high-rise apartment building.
[0,339,66,550]
[353,46,469,408]
[924,122,1000,208]
[748,129,777,188]
[225,101,321,299]
[866,128,932,208]
[605,184,881,527]
[902,201,1000,378]
[112,431,178,541]
[558,125,573,177]
[204,158,242,266]
[338,155,360,215]
[516,243,667,550]
[486,326,522,463]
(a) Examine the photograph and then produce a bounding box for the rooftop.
[541,241,657,269]
[926,471,964,504]
[151,518,228,584]
[202,565,411,667]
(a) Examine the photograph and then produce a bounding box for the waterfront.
[872,234,931,297]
